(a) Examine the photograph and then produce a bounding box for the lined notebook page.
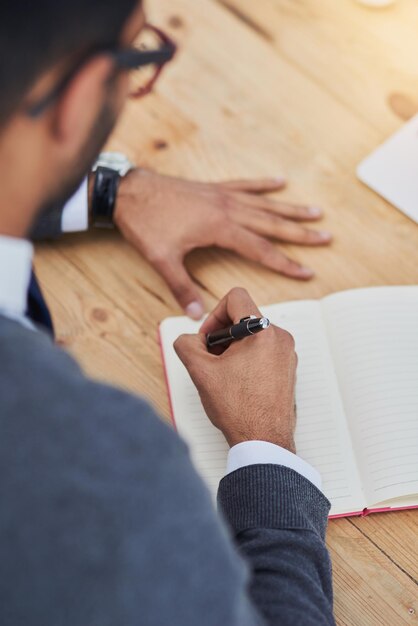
[322,287,418,508]
[160,301,365,516]
[266,301,364,514]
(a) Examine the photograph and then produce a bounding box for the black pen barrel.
[230,320,256,340]
[206,327,233,347]
[206,317,270,348]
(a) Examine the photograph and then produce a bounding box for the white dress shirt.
[35,190,325,492]
[61,178,89,233]
[227,441,321,489]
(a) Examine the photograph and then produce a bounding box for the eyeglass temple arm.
[26,34,177,118]
[113,46,176,70]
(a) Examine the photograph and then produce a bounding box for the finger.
[216,177,286,194]
[200,287,262,335]
[228,205,332,246]
[174,332,209,368]
[153,256,205,320]
[231,192,323,221]
[219,225,315,280]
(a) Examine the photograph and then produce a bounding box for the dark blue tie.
[26,270,54,335]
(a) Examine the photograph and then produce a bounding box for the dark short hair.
[0,0,139,126]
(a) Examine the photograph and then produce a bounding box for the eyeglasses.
[122,23,177,98]
[26,23,177,118]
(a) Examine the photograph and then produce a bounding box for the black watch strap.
[91,166,121,228]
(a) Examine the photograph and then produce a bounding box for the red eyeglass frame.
[129,22,178,99]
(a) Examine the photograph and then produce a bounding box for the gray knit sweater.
[0,316,335,625]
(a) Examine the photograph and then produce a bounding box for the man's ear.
[52,55,116,153]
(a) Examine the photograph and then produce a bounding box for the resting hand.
[114,169,332,319]
[174,288,297,452]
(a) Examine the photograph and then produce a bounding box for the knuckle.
[174,338,195,370]
[173,334,191,356]
[146,246,169,267]
[279,329,296,349]
[264,214,282,236]
[217,191,234,212]
[256,238,274,260]
[284,258,302,274]
[297,206,310,218]
[269,213,284,228]
[209,206,228,229]
[305,228,319,243]
[172,282,191,300]
[296,227,312,242]
[173,335,184,355]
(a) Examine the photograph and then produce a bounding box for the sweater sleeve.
[0,324,335,625]
[218,464,336,626]
[30,201,64,239]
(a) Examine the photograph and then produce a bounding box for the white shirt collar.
[0,235,33,318]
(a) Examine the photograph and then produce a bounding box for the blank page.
[160,301,365,515]
[322,287,418,508]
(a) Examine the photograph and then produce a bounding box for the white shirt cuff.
[61,178,89,233]
[227,441,322,491]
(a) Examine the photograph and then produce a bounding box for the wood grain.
[35,0,418,624]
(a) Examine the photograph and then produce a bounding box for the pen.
[206,315,270,348]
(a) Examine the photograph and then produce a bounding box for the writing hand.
[174,288,297,452]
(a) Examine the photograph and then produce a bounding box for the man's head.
[0,0,145,236]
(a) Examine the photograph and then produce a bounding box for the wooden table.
[36,0,418,623]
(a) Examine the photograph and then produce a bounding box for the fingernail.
[298,266,315,278]
[186,301,204,320]
[275,176,286,185]
[308,206,322,217]
[318,230,332,240]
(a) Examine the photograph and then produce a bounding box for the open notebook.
[159,287,418,518]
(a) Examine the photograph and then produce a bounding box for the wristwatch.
[91,152,136,228]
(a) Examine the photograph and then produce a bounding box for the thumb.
[155,257,204,320]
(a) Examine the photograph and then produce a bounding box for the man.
[0,1,335,625]
[32,27,331,322]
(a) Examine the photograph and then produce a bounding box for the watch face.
[94,152,135,176]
